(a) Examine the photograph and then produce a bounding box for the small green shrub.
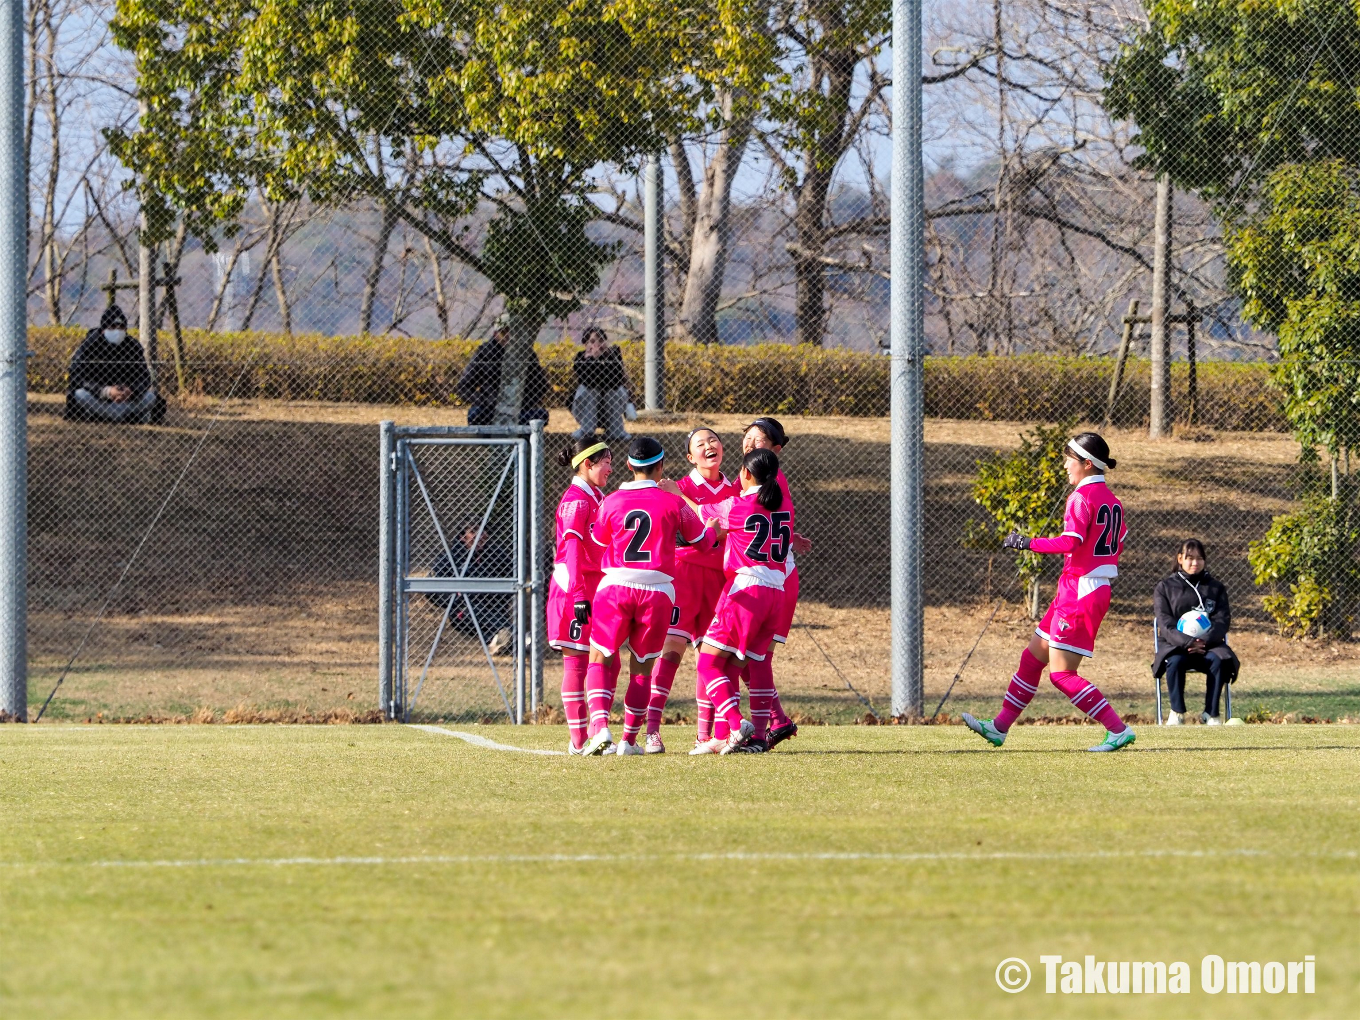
[1249,488,1360,638]
[963,421,1073,618]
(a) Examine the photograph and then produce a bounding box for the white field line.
[2,849,1356,871]
[408,724,567,755]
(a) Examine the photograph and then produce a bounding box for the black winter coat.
[456,338,549,411]
[1152,570,1239,682]
[66,328,153,398]
[573,346,627,392]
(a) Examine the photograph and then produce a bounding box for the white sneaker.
[644,732,665,754]
[487,627,512,656]
[719,719,756,755]
[1201,712,1221,726]
[1164,711,1184,726]
[582,727,614,756]
[616,739,645,755]
[688,738,721,755]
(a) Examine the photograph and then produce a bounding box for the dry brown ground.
[26,394,1360,722]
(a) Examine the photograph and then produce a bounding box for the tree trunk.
[271,247,292,335]
[424,234,449,338]
[1149,172,1173,438]
[792,169,833,345]
[492,310,546,424]
[676,94,752,344]
[360,199,398,334]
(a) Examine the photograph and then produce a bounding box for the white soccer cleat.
[582,727,614,756]
[688,738,721,755]
[1201,712,1221,726]
[644,732,666,755]
[616,739,645,755]
[1087,727,1136,752]
[567,741,585,756]
[961,713,1005,747]
[1164,711,1183,726]
[719,719,756,755]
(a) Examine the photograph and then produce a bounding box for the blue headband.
[628,450,665,468]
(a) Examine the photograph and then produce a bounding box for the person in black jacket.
[1153,538,1239,725]
[64,305,165,424]
[456,317,550,425]
[570,326,632,442]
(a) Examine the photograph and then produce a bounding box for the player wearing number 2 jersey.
[963,432,1137,753]
[548,437,613,754]
[579,437,711,756]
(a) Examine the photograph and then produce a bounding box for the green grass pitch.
[1,723,1357,1018]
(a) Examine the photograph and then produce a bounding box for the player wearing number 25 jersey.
[590,476,709,663]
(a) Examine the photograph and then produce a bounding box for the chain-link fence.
[22,0,1360,726]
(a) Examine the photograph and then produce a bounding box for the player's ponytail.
[743,448,782,510]
[557,436,610,471]
[1068,431,1116,471]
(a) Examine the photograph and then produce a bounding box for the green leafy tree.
[963,421,1072,618]
[1249,487,1360,637]
[110,0,774,419]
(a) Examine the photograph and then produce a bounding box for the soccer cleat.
[616,739,645,755]
[487,627,513,656]
[644,732,666,755]
[567,741,585,756]
[962,713,1006,747]
[766,721,798,749]
[1201,712,1221,727]
[719,719,756,755]
[1164,711,1183,726]
[582,727,614,756]
[688,738,722,755]
[736,738,768,754]
[1087,727,1136,752]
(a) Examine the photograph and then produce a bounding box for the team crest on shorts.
[1057,616,1071,633]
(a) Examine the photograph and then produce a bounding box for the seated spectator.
[64,305,165,424]
[456,316,549,426]
[570,326,633,442]
[1153,538,1239,725]
[427,520,515,656]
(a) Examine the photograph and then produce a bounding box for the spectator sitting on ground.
[426,520,516,656]
[570,326,633,442]
[64,305,165,424]
[1153,538,1240,725]
[456,315,550,426]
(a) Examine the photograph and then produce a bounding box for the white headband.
[1067,438,1107,471]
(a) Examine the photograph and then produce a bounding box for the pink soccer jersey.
[1033,475,1126,578]
[591,481,709,586]
[553,477,604,600]
[675,469,737,572]
[701,488,790,587]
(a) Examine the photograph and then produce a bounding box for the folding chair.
[1154,622,1232,725]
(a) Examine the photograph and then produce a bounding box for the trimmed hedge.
[26,326,1288,430]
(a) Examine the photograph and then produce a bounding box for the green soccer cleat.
[1087,727,1136,752]
[961,713,1006,747]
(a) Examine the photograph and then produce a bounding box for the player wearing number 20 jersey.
[590,480,709,662]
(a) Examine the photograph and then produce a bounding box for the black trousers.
[1163,652,1226,716]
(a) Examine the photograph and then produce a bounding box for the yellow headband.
[571,441,609,469]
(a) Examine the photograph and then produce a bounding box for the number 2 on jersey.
[623,510,653,562]
[1093,503,1123,556]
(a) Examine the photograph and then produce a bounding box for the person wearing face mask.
[64,305,165,424]
[1152,538,1239,725]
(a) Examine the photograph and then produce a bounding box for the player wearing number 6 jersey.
[963,432,1136,752]
[548,437,613,754]
[581,436,711,756]
[693,447,790,754]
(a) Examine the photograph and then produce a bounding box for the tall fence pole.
[528,418,545,717]
[1149,172,1172,438]
[0,0,25,721]
[378,421,395,719]
[890,0,925,717]
[643,152,664,411]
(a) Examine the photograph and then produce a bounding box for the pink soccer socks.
[1049,670,1128,734]
[561,654,588,750]
[647,654,680,736]
[994,647,1045,733]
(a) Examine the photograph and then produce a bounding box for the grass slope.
[1,724,1357,1018]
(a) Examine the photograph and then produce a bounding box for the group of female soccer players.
[548,420,1136,756]
[547,417,807,755]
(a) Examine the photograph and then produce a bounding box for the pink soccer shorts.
[670,564,726,644]
[1035,573,1111,658]
[590,584,673,662]
[771,567,799,644]
[702,583,784,661]
[546,573,598,652]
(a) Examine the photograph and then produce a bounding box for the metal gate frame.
[378,421,545,723]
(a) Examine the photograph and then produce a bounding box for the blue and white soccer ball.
[1177,610,1212,638]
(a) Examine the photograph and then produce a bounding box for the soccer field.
[1,724,1357,1018]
